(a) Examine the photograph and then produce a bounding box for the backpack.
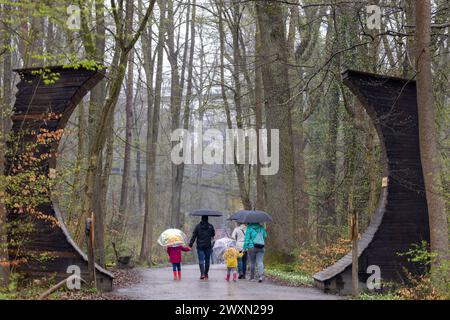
[253,228,265,248]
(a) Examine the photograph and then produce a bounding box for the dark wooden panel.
[313,70,430,294]
[5,66,113,291]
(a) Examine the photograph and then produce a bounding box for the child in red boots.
[167,245,191,280]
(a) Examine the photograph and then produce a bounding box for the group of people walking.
[229,220,267,282]
[166,215,268,283]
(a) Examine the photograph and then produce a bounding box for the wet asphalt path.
[114,264,341,300]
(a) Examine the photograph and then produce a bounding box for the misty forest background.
[0,0,448,296]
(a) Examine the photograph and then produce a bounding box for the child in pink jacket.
[167,245,191,280]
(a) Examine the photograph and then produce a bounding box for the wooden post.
[86,213,96,288]
[351,210,358,296]
[349,184,358,296]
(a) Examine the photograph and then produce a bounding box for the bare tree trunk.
[134,108,144,212]
[74,0,108,264]
[117,49,135,236]
[97,112,114,267]
[319,81,339,242]
[140,0,165,264]
[168,0,191,228]
[78,0,156,268]
[173,0,196,230]
[68,101,86,227]
[27,12,44,67]
[415,0,449,280]
[230,3,252,210]
[403,0,416,77]
[254,19,265,211]
[287,3,309,242]
[256,1,296,259]
[217,1,252,210]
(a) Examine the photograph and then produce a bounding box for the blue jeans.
[172,263,181,271]
[248,247,265,279]
[197,248,212,275]
[237,251,247,276]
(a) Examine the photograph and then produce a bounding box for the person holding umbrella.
[231,222,247,279]
[189,209,221,279]
[237,210,272,283]
[157,229,191,280]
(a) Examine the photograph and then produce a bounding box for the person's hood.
[199,220,211,229]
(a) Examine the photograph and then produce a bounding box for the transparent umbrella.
[213,237,236,261]
[157,228,188,247]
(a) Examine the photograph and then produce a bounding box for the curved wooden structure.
[5,66,113,291]
[313,70,430,294]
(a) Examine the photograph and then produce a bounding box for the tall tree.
[0,1,12,284]
[140,0,166,264]
[117,48,135,237]
[415,0,449,280]
[217,0,252,211]
[167,0,188,228]
[78,0,156,257]
[255,0,296,259]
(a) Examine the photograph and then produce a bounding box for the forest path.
[113,264,341,300]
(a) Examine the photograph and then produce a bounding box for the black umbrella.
[228,211,244,221]
[189,209,224,217]
[230,210,273,223]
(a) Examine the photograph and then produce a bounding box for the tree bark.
[117,48,135,237]
[218,1,252,211]
[167,0,185,228]
[78,0,156,269]
[255,0,296,259]
[140,0,165,264]
[415,0,449,279]
[254,18,265,211]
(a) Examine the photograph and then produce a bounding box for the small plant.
[265,268,314,286]
[356,292,400,300]
[397,241,449,300]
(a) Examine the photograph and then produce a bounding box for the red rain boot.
[178,271,182,280]
[225,274,230,282]
[233,272,237,282]
[173,271,178,280]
